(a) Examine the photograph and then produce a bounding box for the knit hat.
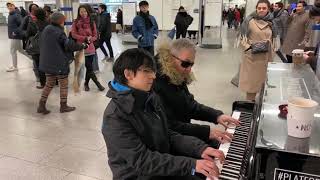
[50,12,65,25]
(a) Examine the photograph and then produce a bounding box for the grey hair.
[170,38,196,57]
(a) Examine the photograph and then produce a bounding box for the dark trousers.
[176,28,187,39]
[84,55,101,86]
[99,36,114,58]
[85,55,94,84]
[138,46,154,56]
[286,55,293,63]
[32,55,46,86]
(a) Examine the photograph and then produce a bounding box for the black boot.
[84,72,90,91]
[60,102,76,113]
[90,73,105,91]
[37,100,50,114]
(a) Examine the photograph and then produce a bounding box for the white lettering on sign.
[274,168,320,180]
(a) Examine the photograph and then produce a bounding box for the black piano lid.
[255,63,320,158]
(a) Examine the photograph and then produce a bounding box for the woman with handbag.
[239,0,276,101]
[71,5,105,92]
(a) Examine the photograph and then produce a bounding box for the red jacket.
[235,10,241,22]
[71,17,97,55]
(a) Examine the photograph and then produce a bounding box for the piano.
[217,63,320,180]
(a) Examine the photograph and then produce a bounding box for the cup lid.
[288,97,318,108]
[292,49,304,54]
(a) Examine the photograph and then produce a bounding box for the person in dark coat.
[174,6,193,39]
[26,8,49,89]
[227,8,235,29]
[98,4,114,61]
[102,48,225,180]
[19,6,27,18]
[132,1,159,55]
[37,12,88,115]
[272,2,289,44]
[20,3,39,49]
[116,8,123,33]
[153,39,240,147]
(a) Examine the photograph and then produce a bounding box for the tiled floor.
[0,25,263,179]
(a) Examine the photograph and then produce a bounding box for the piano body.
[219,63,320,180]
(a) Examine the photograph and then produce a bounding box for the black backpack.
[25,22,40,55]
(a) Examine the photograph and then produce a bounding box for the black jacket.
[26,20,49,39]
[99,11,112,39]
[102,82,208,180]
[174,12,193,31]
[39,24,84,75]
[153,57,224,142]
[116,10,123,24]
[7,11,22,39]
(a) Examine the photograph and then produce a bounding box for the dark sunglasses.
[171,54,194,68]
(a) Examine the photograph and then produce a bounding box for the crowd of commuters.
[223,5,245,29]
[235,0,320,101]
[5,0,320,179]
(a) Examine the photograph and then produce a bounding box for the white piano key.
[219,174,239,180]
[232,111,241,119]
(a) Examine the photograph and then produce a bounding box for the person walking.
[71,5,105,92]
[116,9,123,34]
[98,4,114,61]
[6,2,30,72]
[174,6,193,39]
[37,12,88,114]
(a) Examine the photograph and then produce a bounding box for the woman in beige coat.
[239,0,275,101]
[282,1,310,63]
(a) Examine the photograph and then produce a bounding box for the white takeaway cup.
[287,97,318,138]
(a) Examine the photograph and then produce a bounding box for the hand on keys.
[196,147,225,179]
[201,147,225,163]
[209,129,233,143]
[217,114,241,129]
[195,159,220,179]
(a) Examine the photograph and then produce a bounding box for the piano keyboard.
[218,110,253,180]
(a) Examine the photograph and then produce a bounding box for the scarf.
[240,11,276,38]
[139,11,153,30]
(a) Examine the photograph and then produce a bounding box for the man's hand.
[201,147,225,163]
[196,159,220,179]
[217,114,240,129]
[209,129,233,143]
[303,51,315,64]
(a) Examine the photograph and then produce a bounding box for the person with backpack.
[26,8,49,89]
[98,4,114,62]
[71,5,105,92]
[20,3,39,49]
[174,6,193,39]
[20,3,39,81]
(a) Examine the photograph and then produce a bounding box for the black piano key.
[226,159,242,166]
[224,164,241,171]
